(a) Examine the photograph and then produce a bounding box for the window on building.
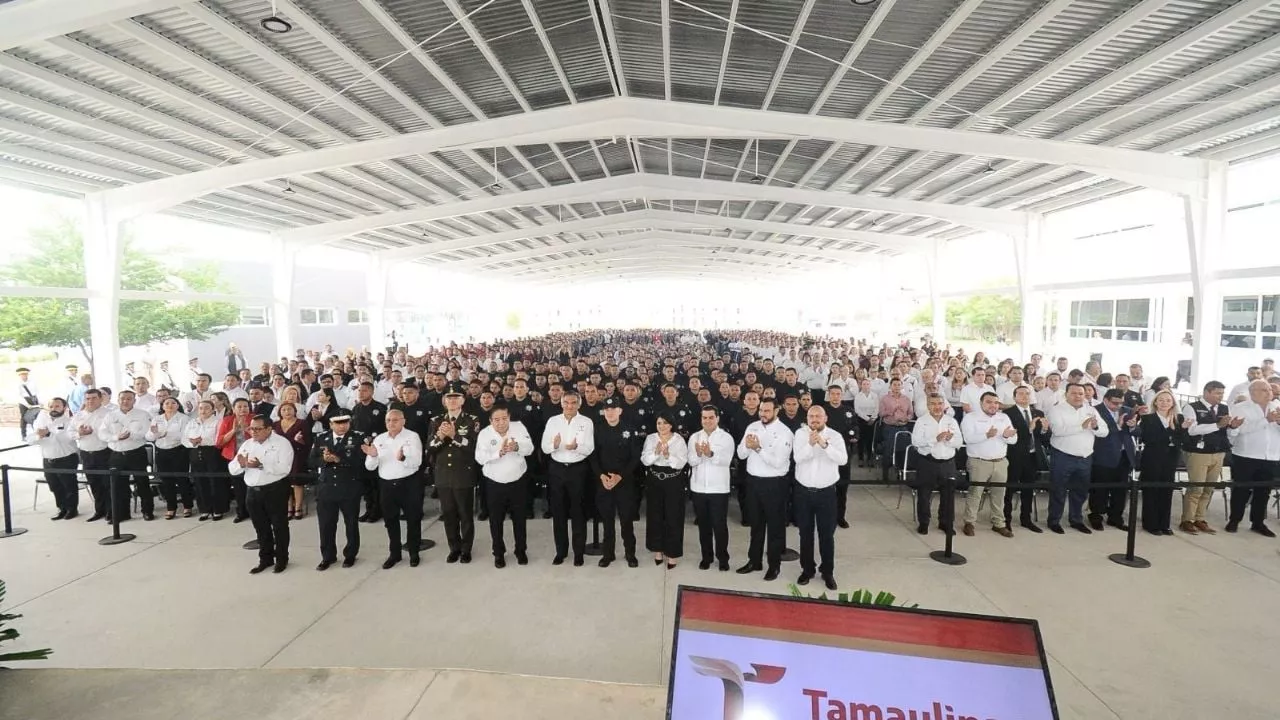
[235,306,270,327]
[1222,295,1279,349]
[347,309,369,325]
[299,307,335,325]
[1069,298,1150,342]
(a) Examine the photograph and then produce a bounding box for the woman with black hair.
[642,412,689,569]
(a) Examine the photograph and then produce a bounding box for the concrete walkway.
[2,438,1278,718]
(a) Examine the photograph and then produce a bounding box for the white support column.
[272,239,297,360]
[1014,215,1045,359]
[924,240,946,344]
[367,254,390,355]
[1184,162,1229,389]
[83,194,123,388]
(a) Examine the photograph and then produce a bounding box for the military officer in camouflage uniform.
[427,382,481,563]
[309,415,365,570]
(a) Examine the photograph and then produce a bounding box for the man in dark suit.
[248,383,275,420]
[1090,388,1139,530]
[1003,385,1049,533]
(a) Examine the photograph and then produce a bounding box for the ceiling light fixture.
[282,180,295,194]
[851,0,878,5]
[983,162,997,174]
[260,1,292,33]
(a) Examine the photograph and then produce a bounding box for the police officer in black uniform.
[428,382,480,563]
[507,378,543,519]
[391,379,433,442]
[310,415,365,570]
[349,381,387,523]
[822,385,857,529]
[590,397,642,568]
[656,382,696,438]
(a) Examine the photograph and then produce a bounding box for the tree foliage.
[505,311,522,332]
[0,579,53,665]
[910,294,1022,340]
[0,220,239,366]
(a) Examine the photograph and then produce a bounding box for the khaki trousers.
[1181,452,1224,524]
[964,457,1008,528]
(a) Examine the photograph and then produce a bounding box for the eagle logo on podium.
[689,656,786,720]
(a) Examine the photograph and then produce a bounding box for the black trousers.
[317,494,361,562]
[795,484,837,575]
[476,477,489,517]
[248,479,290,566]
[437,485,475,554]
[645,469,686,558]
[691,492,729,564]
[596,477,637,560]
[880,424,909,481]
[1004,455,1038,525]
[745,473,787,569]
[487,476,528,557]
[19,405,34,440]
[109,447,151,518]
[1229,456,1275,527]
[380,474,424,558]
[191,448,229,515]
[914,456,956,529]
[155,446,194,512]
[835,443,852,522]
[232,473,248,520]
[1139,466,1175,532]
[1089,460,1130,523]
[44,453,79,514]
[362,470,382,520]
[855,418,876,462]
[79,448,110,515]
[548,460,588,558]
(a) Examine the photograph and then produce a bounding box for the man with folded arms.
[363,409,424,569]
[959,392,1018,537]
[228,416,294,574]
[28,398,79,520]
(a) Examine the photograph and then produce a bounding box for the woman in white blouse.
[146,397,191,519]
[642,413,690,569]
[182,400,224,521]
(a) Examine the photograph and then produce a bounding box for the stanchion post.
[99,467,136,546]
[0,464,29,539]
[930,473,967,566]
[1109,473,1150,569]
[583,517,603,556]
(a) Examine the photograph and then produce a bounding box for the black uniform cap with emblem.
[602,396,620,409]
[330,414,352,423]
[444,381,466,397]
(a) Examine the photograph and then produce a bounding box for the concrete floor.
[2,437,1279,719]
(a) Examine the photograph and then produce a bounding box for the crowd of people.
[14,330,1280,588]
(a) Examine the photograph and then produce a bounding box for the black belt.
[919,455,952,464]
[247,478,287,492]
[649,467,683,480]
[799,483,837,493]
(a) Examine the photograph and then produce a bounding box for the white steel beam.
[643,209,932,251]
[0,0,175,50]
[381,213,646,261]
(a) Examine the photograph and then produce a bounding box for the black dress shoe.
[51,510,67,521]
[1088,516,1104,531]
[382,556,400,570]
[822,574,838,591]
[837,519,850,529]
[763,567,780,582]
[477,511,489,521]
[249,562,271,575]
[233,515,247,524]
[542,510,552,519]
[341,558,355,568]
[1070,521,1092,534]
[495,556,507,569]
[698,559,712,570]
[797,571,814,586]
[1160,528,1174,536]
[87,512,105,522]
[525,509,534,519]
[598,557,612,568]
[273,561,287,574]
[1021,520,1043,534]
[1225,520,1239,533]
[211,514,223,521]
[1046,523,1064,534]
[916,524,928,535]
[552,555,566,565]
[654,558,663,566]
[446,551,461,563]
[573,555,584,567]
[358,512,371,523]
[409,555,420,567]
[143,513,155,521]
[515,551,529,565]
[1252,524,1276,538]
[736,562,760,574]
[316,560,333,571]
[1107,520,1129,531]
[62,511,78,521]
[460,553,471,564]
[627,556,639,568]
[718,561,730,572]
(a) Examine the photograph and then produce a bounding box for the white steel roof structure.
[1,0,1277,384]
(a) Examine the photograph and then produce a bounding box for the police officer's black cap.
[444,381,466,396]
[602,396,621,409]
[401,378,419,389]
[15,367,29,373]
[331,415,352,423]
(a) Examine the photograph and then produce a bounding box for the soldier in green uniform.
[427,382,481,563]
[309,415,365,570]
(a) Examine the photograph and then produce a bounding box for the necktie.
[1023,409,1035,453]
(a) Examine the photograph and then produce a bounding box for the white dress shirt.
[736,418,793,477]
[541,413,595,464]
[1047,402,1109,458]
[641,433,689,470]
[98,409,151,453]
[227,431,295,487]
[145,413,188,450]
[959,383,995,413]
[792,426,848,489]
[475,421,534,483]
[364,429,423,479]
[960,410,1018,461]
[133,392,159,415]
[70,407,109,452]
[911,413,963,460]
[27,410,77,459]
[1226,399,1280,461]
[1036,387,1062,409]
[852,391,879,423]
[1228,381,1253,405]
[182,415,221,448]
[222,386,249,404]
[997,382,1032,408]
[687,428,734,493]
[178,389,212,415]
[15,379,39,406]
